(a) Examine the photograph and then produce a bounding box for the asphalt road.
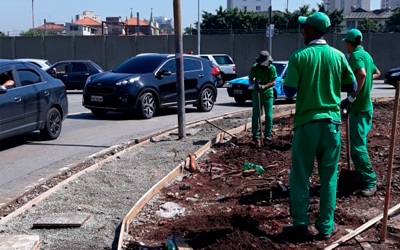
[0,82,395,204]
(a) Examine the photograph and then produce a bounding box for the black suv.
[82,54,218,119]
[384,67,400,87]
[47,60,103,90]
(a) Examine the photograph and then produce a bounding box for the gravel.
[0,113,252,250]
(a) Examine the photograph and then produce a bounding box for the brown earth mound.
[127,101,400,250]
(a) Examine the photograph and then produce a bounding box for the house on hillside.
[36,22,65,36]
[125,10,160,36]
[344,8,395,32]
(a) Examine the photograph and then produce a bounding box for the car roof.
[273,61,288,64]
[53,60,93,63]
[15,58,49,62]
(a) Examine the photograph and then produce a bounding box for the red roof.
[36,24,64,30]
[74,17,101,26]
[124,17,149,26]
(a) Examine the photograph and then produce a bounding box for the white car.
[14,58,52,71]
[199,54,237,82]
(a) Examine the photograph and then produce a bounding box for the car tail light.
[233,64,236,73]
[211,65,220,76]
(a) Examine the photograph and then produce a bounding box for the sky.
[0,0,381,34]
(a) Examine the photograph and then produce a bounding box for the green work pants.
[251,95,273,138]
[290,119,341,235]
[349,110,375,188]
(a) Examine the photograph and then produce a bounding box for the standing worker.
[282,12,356,241]
[341,29,381,197]
[248,50,277,144]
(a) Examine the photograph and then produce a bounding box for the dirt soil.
[126,101,400,250]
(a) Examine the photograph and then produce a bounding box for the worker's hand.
[340,97,352,111]
[258,84,266,90]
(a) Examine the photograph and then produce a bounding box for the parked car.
[384,67,400,87]
[226,61,290,105]
[47,60,103,90]
[14,58,52,71]
[200,54,237,83]
[0,59,68,140]
[82,54,218,119]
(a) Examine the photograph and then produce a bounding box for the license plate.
[91,95,103,102]
[233,89,242,95]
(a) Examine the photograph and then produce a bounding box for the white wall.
[227,0,271,12]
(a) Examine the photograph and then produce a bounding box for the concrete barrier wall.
[1,33,399,78]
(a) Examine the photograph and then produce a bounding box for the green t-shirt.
[284,43,356,128]
[348,46,378,113]
[248,63,278,100]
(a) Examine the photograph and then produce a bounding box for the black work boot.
[282,224,311,243]
[315,223,338,240]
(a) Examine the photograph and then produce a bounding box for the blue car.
[227,61,290,105]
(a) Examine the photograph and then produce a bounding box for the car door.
[0,66,25,138]
[68,62,90,90]
[15,64,50,129]
[48,62,70,88]
[183,58,201,101]
[156,59,177,105]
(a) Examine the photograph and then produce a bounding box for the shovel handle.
[345,115,351,170]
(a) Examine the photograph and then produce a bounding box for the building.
[65,17,102,36]
[227,0,271,12]
[344,8,394,32]
[104,17,126,36]
[323,0,371,14]
[381,0,400,9]
[75,11,101,23]
[36,22,65,36]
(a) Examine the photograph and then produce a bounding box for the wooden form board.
[33,214,90,228]
[325,203,400,250]
[345,229,373,250]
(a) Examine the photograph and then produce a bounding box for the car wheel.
[40,107,62,140]
[234,96,246,105]
[197,87,215,112]
[137,92,156,119]
[91,108,108,117]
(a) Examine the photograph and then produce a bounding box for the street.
[0,82,395,204]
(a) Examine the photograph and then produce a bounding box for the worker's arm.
[373,66,381,80]
[351,67,367,98]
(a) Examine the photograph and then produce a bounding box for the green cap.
[343,28,363,42]
[298,12,331,33]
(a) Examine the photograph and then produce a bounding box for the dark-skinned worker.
[248,51,277,144]
[341,29,381,197]
[282,12,356,241]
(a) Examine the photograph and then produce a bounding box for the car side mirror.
[0,85,7,94]
[157,70,172,76]
[48,68,56,75]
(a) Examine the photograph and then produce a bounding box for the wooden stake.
[381,81,400,242]
[324,202,400,250]
[205,120,237,138]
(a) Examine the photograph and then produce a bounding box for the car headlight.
[85,76,92,84]
[391,72,400,77]
[116,76,140,86]
[227,83,233,88]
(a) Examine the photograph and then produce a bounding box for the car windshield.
[272,63,287,76]
[212,55,234,65]
[45,61,52,67]
[113,56,165,74]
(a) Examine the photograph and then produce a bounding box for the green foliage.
[0,31,7,37]
[387,8,400,32]
[20,29,41,37]
[190,4,345,35]
[357,19,380,33]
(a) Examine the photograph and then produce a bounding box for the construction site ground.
[127,101,400,250]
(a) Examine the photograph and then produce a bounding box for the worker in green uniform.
[282,12,357,241]
[248,51,277,143]
[341,29,381,197]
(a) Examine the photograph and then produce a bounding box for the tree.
[387,8,400,32]
[0,31,7,37]
[357,19,379,33]
[20,29,41,37]
[328,9,345,33]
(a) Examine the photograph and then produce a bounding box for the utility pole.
[32,0,35,29]
[173,0,186,139]
[268,0,272,55]
[197,0,201,55]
